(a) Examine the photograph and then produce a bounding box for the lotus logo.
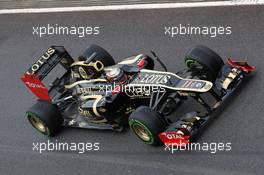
[26,48,55,75]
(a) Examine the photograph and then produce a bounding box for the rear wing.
[21,46,74,101]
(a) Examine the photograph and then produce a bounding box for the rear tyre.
[26,100,63,136]
[80,44,115,67]
[185,45,224,82]
[129,106,167,146]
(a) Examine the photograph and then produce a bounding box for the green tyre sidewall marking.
[185,58,199,68]
[129,118,154,145]
[26,111,51,136]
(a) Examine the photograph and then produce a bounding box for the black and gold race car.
[21,44,255,146]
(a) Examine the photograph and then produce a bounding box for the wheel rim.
[27,113,46,133]
[132,123,151,142]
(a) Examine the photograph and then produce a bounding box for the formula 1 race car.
[21,44,255,146]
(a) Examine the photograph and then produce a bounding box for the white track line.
[0,1,263,14]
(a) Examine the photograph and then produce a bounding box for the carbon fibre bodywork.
[21,46,255,145]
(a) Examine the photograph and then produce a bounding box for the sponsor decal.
[159,131,190,147]
[26,47,55,75]
[139,73,171,84]
[21,74,51,101]
[79,106,107,123]
[25,81,46,89]
[78,107,92,117]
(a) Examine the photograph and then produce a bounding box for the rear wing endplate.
[21,46,74,101]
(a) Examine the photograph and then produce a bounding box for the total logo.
[159,131,190,146]
[166,133,184,139]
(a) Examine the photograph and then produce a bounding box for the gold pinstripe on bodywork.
[70,60,104,71]
[80,95,103,117]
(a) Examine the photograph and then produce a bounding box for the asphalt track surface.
[0,5,263,175]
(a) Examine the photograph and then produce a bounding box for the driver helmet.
[106,67,127,84]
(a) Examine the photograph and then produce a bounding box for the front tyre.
[185,45,224,82]
[129,106,166,146]
[26,100,63,136]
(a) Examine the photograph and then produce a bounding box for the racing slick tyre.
[184,45,224,82]
[129,106,167,146]
[26,100,63,136]
[80,44,115,67]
